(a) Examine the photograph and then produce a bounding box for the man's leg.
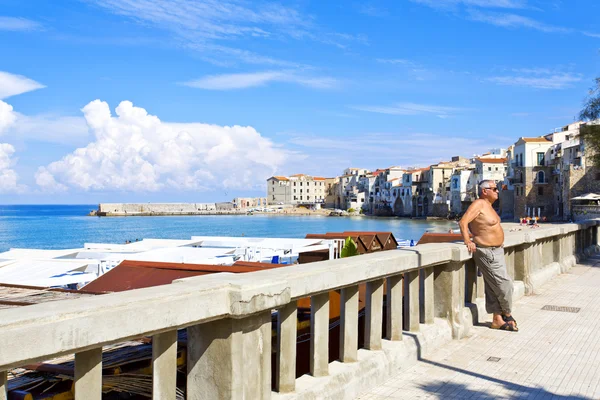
[490,248,515,327]
[474,248,515,329]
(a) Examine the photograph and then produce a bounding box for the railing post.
[340,285,359,361]
[1,370,6,400]
[465,260,477,304]
[310,293,329,377]
[404,270,420,332]
[152,330,178,400]
[434,261,469,339]
[514,243,533,295]
[365,279,384,350]
[423,267,435,324]
[74,348,102,400]
[276,302,297,393]
[386,275,403,340]
[187,312,272,400]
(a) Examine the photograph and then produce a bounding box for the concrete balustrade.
[1,221,600,400]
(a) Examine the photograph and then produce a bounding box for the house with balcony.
[371,167,405,216]
[411,167,432,217]
[511,137,554,220]
[450,167,477,216]
[336,168,369,210]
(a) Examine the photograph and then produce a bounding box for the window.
[495,167,498,171]
[453,180,458,189]
[300,182,303,186]
[538,186,544,196]
[300,189,303,193]
[293,182,296,186]
[294,196,297,200]
[488,167,492,171]
[272,195,275,200]
[293,189,296,193]
[537,171,545,184]
[361,198,365,202]
[307,189,310,193]
[272,188,275,192]
[300,196,303,200]
[439,182,442,188]
[537,152,545,166]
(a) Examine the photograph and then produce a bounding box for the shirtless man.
[459,180,518,331]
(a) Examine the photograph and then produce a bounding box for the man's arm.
[459,200,484,253]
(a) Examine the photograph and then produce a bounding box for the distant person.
[459,180,518,332]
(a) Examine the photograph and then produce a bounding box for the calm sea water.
[0,205,456,252]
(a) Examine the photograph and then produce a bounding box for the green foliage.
[340,236,359,258]
[347,207,356,213]
[579,124,600,166]
[359,208,364,214]
[578,78,600,167]
[579,78,600,121]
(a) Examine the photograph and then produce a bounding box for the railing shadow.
[403,332,593,400]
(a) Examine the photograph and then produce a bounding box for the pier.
[1,221,599,399]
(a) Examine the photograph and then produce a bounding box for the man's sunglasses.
[484,187,499,192]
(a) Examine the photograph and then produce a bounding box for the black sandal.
[503,315,518,328]
[492,322,518,332]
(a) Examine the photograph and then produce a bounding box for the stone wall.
[2,222,598,400]
[97,202,245,216]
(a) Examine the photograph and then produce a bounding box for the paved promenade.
[359,254,600,399]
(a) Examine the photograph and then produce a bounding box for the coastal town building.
[336,168,370,210]
[371,167,405,216]
[450,167,476,215]
[511,136,555,220]
[266,174,327,207]
[233,197,267,209]
[359,173,377,213]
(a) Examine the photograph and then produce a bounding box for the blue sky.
[0,0,599,204]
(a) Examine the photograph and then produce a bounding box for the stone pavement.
[358,254,600,400]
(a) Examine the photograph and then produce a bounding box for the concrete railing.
[1,221,599,400]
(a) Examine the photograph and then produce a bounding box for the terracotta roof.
[271,176,289,181]
[521,137,551,143]
[388,177,400,181]
[290,173,305,177]
[83,260,285,292]
[476,157,507,163]
[313,177,326,181]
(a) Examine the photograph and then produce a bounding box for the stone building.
[511,137,554,220]
[266,174,327,207]
[450,167,476,216]
[266,176,291,205]
[412,167,432,217]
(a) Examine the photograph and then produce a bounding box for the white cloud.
[410,0,528,10]
[486,70,582,89]
[0,71,45,99]
[467,10,569,33]
[376,58,415,65]
[89,0,364,66]
[350,102,469,117]
[0,100,17,134]
[583,31,600,38]
[183,71,339,90]
[10,113,89,145]
[36,100,298,192]
[0,143,24,193]
[287,133,507,168]
[0,16,41,31]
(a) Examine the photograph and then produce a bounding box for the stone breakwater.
[93,202,244,216]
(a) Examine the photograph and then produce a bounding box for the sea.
[0,205,457,252]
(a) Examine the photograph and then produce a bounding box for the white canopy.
[571,193,600,201]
